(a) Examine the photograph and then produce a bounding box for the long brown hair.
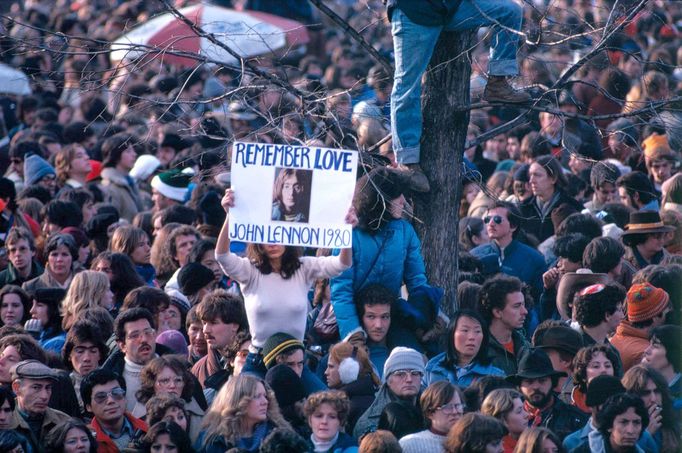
[329,341,380,387]
[246,244,301,279]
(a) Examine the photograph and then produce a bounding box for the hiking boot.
[483,77,531,103]
[397,163,430,193]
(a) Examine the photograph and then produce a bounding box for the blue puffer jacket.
[423,352,504,388]
[331,219,428,339]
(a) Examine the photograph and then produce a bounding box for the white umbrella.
[0,63,32,96]
[110,4,309,67]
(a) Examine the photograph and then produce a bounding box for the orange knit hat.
[642,133,674,160]
[626,283,670,323]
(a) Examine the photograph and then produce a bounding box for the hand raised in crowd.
[345,206,359,227]
[542,267,561,289]
[221,188,235,212]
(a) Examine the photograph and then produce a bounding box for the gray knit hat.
[383,347,425,382]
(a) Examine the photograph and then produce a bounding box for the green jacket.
[487,329,529,375]
[0,260,44,288]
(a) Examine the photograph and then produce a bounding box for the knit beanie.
[382,347,425,383]
[585,375,625,407]
[86,160,103,182]
[626,283,670,323]
[151,169,191,202]
[156,329,188,356]
[129,155,161,181]
[177,263,215,297]
[24,154,56,186]
[513,164,530,182]
[265,364,307,408]
[262,333,304,369]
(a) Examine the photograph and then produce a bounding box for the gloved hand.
[24,319,42,340]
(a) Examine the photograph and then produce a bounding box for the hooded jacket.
[352,383,420,439]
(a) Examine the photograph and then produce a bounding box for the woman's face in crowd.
[70,146,92,176]
[48,244,73,276]
[71,340,101,376]
[388,194,406,219]
[94,259,113,280]
[63,427,91,453]
[30,300,49,326]
[642,338,670,371]
[453,315,483,364]
[504,398,529,436]
[325,359,342,388]
[101,283,114,310]
[131,236,151,265]
[245,383,269,425]
[1,293,24,326]
[119,146,137,171]
[529,163,556,198]
[0,399,13,429]
[429,392,464,434]
[586,352,614,383]
[163,406,188,432]
[154,367,185,398]
[200,249,222,282]
[150,433,177,453]
[541,437,560,453]
[309,402,341,442]
[281,174,303,212]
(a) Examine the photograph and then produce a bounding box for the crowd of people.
[0,0,681,452]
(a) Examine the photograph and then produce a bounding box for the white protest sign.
[229,142,358,248]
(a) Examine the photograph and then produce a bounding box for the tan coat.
[100,167,144,222]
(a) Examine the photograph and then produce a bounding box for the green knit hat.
[261,332,304,369]
[151,169,191,202]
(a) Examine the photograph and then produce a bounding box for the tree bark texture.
[413,31,475,316]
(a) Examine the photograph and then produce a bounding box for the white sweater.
[399,430,446,453]
[216,252,350,347]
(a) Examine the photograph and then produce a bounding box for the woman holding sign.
[216,188,355,379]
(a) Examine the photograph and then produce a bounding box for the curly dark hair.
[44,418,98,453]
[573,283,626,328]
[477,274,524,323]
[553,233,591,263]
[136,355,194,404]
[145,394,188,428]
[140,421,194,453]
[246,244,302,279]
[62,320,108,372]
[354,283,396,319]
[596,393,648,440]
[572,344,619,391]
[582,237,625,274]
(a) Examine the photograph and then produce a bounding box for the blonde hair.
[481,388,523,420]
[61,270,110,330]
[201,374,290,446]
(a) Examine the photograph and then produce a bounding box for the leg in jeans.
[390,9,443,165]
[445,0,523,76]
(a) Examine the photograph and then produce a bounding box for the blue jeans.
[390,3,523,164]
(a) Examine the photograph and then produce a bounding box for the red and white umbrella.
[110,4,309,67]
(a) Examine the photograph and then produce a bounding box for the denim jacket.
[423,352,504,388]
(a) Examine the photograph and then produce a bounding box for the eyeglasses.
[391,369,423,379]
[93,387,126,404]
[483,215,503,225]
[126,327,156,341]
[437,402,466,414]
[156,377,184,387]
[236,349,249,358]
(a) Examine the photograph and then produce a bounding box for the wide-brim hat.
[506,348,566,385]
[621,210,674,236]
[536,325,584,356]
[556,270,610,320]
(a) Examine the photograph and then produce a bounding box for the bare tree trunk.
[414,31,475,316]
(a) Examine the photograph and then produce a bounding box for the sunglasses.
[483,215,503,225]
[93,388,126,404]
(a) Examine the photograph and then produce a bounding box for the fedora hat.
[556,270,610,320]
[622,210,674,236]
[536,325,584,356]
[506,348,566,385]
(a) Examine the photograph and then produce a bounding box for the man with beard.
[508,348,588,439]
[571,393,649,453]
[102,308,160,412]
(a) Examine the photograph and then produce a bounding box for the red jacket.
[90,412,148,453]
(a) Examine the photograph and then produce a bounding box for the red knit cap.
[626,283,670,323]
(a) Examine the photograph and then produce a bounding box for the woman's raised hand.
[221,189,235,213]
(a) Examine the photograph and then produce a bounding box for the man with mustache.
[102,308,159,412]
[7,360,70,453]
[508,348,587,439]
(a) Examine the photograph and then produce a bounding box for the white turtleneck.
[123,356,145,412]
[311,432,339,453]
